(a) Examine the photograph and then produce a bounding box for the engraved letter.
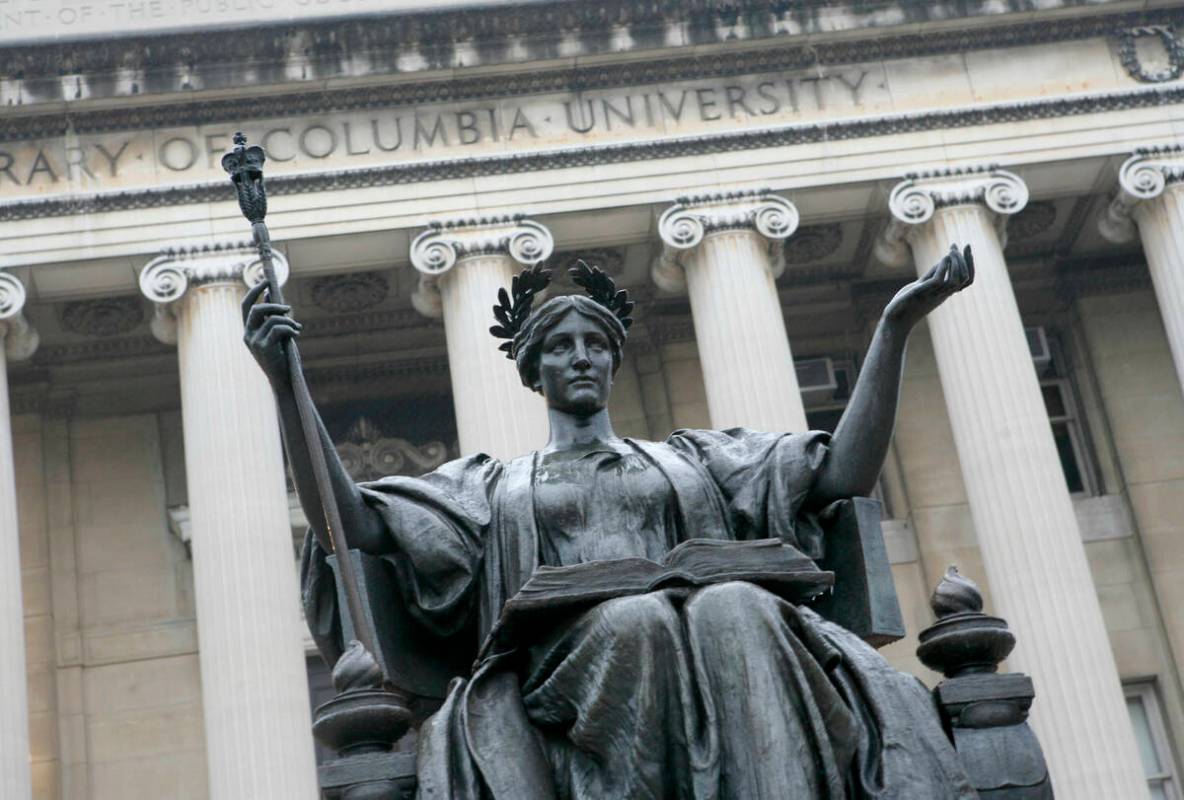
[300,124,338,159]
[414,115,449,149]
[456,111,481,145]
[371,118,403,152]
[755,81,780,115]
[262,128,296,162]
[95,140,131,177]
[695,87,722,121]
[724,85,756,117]
[342,122,371,155]
[564,99,596,134]
[65,146,97,180]
[835,70,869,104]
[658,90,688,122]
[159,137,198,172]
[601,96,635,130]
[508,108,537,140]
[26,149,59,185]
[0,152,18,185]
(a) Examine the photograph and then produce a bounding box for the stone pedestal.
[879,167,1149,800]
[141,247,318,800]
[1100,146,1184,396]
[0,271,36,800]
[654,191,808,432]
[410,216,551,460]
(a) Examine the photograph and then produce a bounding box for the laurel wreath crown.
[490,259,633,359]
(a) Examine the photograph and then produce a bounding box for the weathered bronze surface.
[236,133,1050,797]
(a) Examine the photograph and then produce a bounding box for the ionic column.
[140,246,317,800]
[653,190,807,432]
[1099,145,1184,393]
[878,167,1149,799]
[410,216,551,460]
[0,271,36,800]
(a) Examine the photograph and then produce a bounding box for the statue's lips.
[568,376,598,387]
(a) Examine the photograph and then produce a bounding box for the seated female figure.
[244,248,980,799]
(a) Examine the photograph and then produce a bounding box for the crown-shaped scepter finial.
[221,131,268,224]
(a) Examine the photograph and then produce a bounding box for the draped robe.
[302,429,978,799]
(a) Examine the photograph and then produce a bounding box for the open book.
[492,538,834,646]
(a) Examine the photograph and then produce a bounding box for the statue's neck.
[543,407,620,454]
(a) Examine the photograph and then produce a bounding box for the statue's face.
[535,310,614,415]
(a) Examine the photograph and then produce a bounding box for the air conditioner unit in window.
[795,357,838,404]
[1025,327,1052,373]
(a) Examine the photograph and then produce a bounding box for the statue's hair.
[514,295,627,391]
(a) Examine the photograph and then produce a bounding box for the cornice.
[1,7,1180,144]
[2,82,1183,225]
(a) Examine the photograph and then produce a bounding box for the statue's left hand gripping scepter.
[222,132,378,659]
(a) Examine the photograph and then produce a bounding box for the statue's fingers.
[245,301,292,332]
[963,244,975,286]
[241,280,268,324]
[258,319,302,350]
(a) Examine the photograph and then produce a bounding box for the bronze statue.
[242,229,986,797]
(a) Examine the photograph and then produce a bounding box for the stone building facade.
[1,1,1183,798]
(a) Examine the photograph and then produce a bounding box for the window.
[1027,327,1099,496]
[1125,681,1181,800]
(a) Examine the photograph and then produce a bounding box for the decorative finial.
[917,566,1015,678]
[221,131,268,224]
[930,566,984,619]
[331,639,384,694]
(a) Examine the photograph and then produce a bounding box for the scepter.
[222,132,377,658]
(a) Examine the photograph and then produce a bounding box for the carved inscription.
[0,0,442,39]
[0,67,887,195]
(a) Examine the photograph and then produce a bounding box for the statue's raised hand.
[883,244,974,331]
[242,280,302,385]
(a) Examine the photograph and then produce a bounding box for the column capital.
[0,271,39,362]
[139,241,290,344]
[875,166,1029,267]
[409,214,553,318]
[653,189,799,293]
[1098,144,1184,244]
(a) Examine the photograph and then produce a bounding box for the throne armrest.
[810,497,906,648]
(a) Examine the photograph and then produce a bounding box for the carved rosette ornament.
[653,190,799,292]
[875,166,1029,267]
[1098,145,1184,243]
[0,271,39,362]
[409,215,554,318]
[139,242,290,344]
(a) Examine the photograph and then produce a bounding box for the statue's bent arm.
[241,281,388,554]
[810,244,974,506]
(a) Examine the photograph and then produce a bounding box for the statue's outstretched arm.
[810,245,974,506]
[241,281,387,554]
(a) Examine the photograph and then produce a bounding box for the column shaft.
[439,254,548,459]
[0,341,32,800]
[1134,183,1184,393]
[176,282,318,800]
[910,205,1148,799]
[684,230,808,432]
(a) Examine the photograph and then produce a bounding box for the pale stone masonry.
[880,169,1148,799]
[140,249,318,800]
[0,271,36,800]
[410,217,552,460]
[655,192,809,433]
[3,1,1184,798]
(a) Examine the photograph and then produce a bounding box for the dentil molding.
[1098,144,1184,243]
[139,242,291,345]
[408,215,553,318]
[0,271,39,361]
[652,190,799,293]
[875,165,1029,267]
